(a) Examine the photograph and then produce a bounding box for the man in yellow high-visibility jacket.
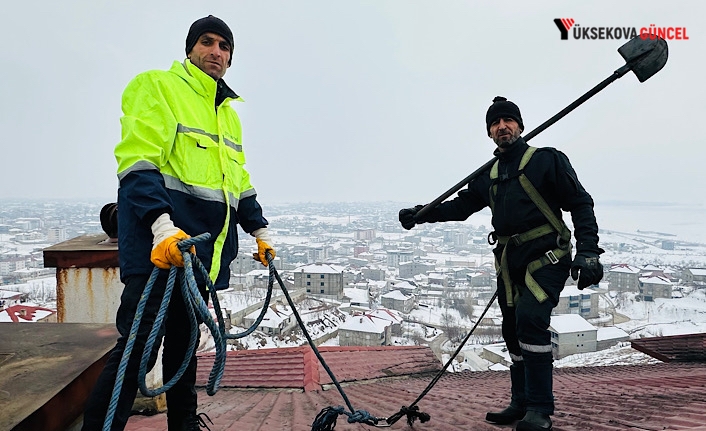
[82,15,275,431]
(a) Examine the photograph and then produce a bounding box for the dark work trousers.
[497,260,569,416]
[81,271,208,431]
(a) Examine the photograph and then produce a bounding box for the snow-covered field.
[615,289,706,337]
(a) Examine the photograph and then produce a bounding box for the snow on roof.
[639,275,672,285]
[689,268,706,276]
[343,288,369,304]
[295,263,343,274]
[367,308,403,323]
[381,290,410,300]
[0,289,25,299]
[549,314,596,333]
[483,342,511,362]
[609,264,641,274]
[245,269,269,276]
[244,304,292,329]
[560,285,595,297]
[339,314,390,333]
[392,280,415,289]
[642,265,662,271]
[597,326,629,341]
[386,249,413,254]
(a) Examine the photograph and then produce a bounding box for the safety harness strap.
[489,146,572,306]
[496,224,555,248]
[524,245,572,303]
[517,174,571,244]
[489,146,537,212]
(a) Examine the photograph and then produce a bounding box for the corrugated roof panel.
[127,361,706,431]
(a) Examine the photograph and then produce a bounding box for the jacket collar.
[171,59,240,105]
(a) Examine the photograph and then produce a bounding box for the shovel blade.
[618,35,668,82]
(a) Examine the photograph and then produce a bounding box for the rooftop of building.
[121,335,706,431]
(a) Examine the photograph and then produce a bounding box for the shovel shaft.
[414,63,632,222]
[524,64,631,141]
[414,157,496,221]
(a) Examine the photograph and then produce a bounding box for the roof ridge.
[302,347,321,391]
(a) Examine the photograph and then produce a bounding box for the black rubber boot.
[522,350,554,416]
[516,410,552,431]
[486,405,526,425]
[168,411,213,431]
[509,360,526,410]
[486,360,527,424]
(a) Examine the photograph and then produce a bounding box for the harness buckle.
[510,234,522,247]
[545,250,559,265]
[556,234,571,250]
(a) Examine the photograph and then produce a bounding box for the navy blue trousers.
[81,271,207,431]
[497,261,569,415]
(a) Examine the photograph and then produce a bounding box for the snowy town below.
[2,199,706,371]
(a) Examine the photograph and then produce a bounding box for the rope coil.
[103,233,275,430]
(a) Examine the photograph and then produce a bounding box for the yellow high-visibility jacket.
[115,59,267,288]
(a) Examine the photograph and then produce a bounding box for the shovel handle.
[414,63,632,222]
[414,157,496,221]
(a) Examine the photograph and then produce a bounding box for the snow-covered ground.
[615,289,706,337]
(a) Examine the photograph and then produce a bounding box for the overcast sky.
[1,1,703,209]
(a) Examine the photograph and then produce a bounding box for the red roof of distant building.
[195,345,440,392]
[0,304,54,322]
[631,332,706,362]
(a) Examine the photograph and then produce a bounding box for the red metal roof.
[195,345,440,392]
[631,332,706,362]
[125,347,706,431]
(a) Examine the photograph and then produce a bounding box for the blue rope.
[102,233,275,430]
[103,266,164,431]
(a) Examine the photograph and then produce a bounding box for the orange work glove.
[150,214,194,269]
[250,228,275,266]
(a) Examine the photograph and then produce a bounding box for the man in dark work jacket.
[399,97,604,431]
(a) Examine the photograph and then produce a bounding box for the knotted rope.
[103,233,274,430]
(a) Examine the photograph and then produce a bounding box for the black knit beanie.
[485,96,524,136]
[185,15,234,66]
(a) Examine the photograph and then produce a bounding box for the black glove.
[399,205,424,230]
[571,252,603,289]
